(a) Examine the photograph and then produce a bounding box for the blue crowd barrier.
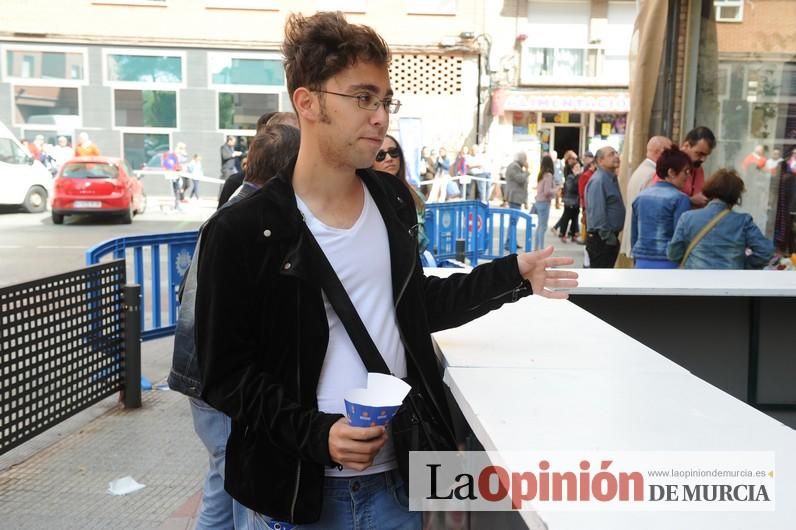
[84,202,529,340]
[425,201,534,264]
[424,201,488,264]
[86,231,198,341]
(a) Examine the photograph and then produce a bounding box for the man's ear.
[293,87,317,124]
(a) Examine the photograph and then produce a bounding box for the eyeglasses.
[314,90,401,114]
[375,147,401,162]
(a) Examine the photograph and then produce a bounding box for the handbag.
[302,223,456,483]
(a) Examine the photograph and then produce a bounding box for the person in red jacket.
[577,151,596,243]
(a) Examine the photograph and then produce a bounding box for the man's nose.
[371,104,389,127]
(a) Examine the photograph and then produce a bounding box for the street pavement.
[0,199,582,529]
[0,196,215,287]
[0,336,207,530]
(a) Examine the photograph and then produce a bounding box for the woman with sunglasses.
[372,134,430,253]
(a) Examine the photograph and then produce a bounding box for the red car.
[51,156,146,224]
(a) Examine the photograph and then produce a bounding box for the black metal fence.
[0,260,140,455]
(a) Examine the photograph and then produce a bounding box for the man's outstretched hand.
[516,245,579,299]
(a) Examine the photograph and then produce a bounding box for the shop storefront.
[492,88,630,159]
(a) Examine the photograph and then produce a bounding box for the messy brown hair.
[244,124,300,187]
[702,168,746,206]
[282,11,390,100]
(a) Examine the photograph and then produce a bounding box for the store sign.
[499,91,630,113]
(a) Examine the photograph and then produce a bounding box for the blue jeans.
[190,398,249,530]
[534,200,551,250]
[634,258,678,269]
[473,172,490,202]
[504,202,522,250]
[247,469,420,530]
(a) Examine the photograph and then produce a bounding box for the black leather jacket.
[168,183,259,398]
[195,164,532,523]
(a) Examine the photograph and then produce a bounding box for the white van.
[0,121,52,212]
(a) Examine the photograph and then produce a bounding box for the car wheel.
[52,212,64,225]
[121,204,133,224]
[136,193,147,215]
[23,186,48,213]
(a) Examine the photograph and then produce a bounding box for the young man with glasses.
[195,11,577,529]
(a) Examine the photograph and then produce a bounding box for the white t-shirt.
[295,182,407,477]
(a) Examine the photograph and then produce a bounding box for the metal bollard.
[455,238,466,263]
[123,284,142,409]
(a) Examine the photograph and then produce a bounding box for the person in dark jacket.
[195,11,577,528]
[169,122,300,530]
[503,151,529,250]
[220,135,242,181]
[217,112,299,207]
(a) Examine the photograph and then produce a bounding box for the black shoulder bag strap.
[302,222,456,484]
[301,224,391,375]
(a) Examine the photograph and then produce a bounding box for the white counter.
[430,284,796,529]
[571,268,796,297]
[433,295,687,374]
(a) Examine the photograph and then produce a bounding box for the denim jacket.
[631,181,691,260]
[667,199,775,269]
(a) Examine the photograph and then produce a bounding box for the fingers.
[543,269,579,280]
[340,423,385,441]
[537,288,572,300]
[544,279,579,289]
[329,418,388,472]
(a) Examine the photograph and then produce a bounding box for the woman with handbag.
[668,168,774,269]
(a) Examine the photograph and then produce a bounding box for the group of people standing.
[587,126,775,269]
[420,144,494,203]
[503,149,596,252]
[21,131,101,176]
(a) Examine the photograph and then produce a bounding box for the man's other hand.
[329,417,387,471]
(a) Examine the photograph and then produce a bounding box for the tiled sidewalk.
[0,338,207,529]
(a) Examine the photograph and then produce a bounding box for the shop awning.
[492,88,630,114]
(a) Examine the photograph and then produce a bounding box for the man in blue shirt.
[585,146,625,268]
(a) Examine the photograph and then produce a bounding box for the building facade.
[703,0,796,238]
[484,0,634,168]
[0,0,486,187]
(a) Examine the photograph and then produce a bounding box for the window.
[106,53,182,84]
[714,0,743,23]
[522,48,585,79]
[20,130,73,146]
[62,162,119,179]
[123,132,170,170]
[114,90,177,128]
[218,93,279,130]
[209,53,285,133]
[0,138,30,165]
[13,86,79,126]
[209,56,284,86]
[5,49,85,81]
